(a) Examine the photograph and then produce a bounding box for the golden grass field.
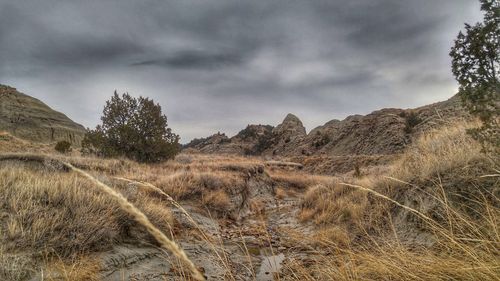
[0,122,498,280]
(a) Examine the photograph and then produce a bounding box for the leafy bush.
[82,92,180,163]
[403,111,422,134]
[54,140,71,154]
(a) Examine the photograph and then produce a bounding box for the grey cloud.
[0,0,483,142]
[131,50,245,69]
[34,36,144,67]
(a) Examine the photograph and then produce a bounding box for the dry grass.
[299,121,496,227]
[275,187,287,199]
[43,256,101,281]
[288,241,500,281]
[291,154,397,176]
[135,197,175,233]
[268,169,333,190]
[0,165,128,257]
[0,155,205,281]
[299,184,368,226]
[249,198,266,216]
[0,152,279,280]
[67,163,205,281]
[202,190,232,213]
[1,121,498,280]
[145,170,246,201]
[0,250,33,281]
[0,131,50,154]
[290,122,500,280]
[389,121,485,183]
[311,226,351,247]
[0,165,127,280]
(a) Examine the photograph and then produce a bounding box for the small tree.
[55,140,72,154]
[450,0,499,153]
[82,92,180,163]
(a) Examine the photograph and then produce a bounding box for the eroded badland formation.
[0,85,498,280]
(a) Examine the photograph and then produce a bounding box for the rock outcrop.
[273,114,306,138]
[184,125,275,155]
[185,94,469,158]
[0,85,86,145]
[182,132,230,153]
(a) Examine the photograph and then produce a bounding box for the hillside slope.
[0,85,86,145]
[0,123,497,280]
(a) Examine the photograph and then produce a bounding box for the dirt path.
[98,192,312,281]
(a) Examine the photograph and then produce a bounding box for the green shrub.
[82,92,180,163]
[54,141,71,154]
[403,111,422,134]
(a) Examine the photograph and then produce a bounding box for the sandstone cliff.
[0,85,86,145]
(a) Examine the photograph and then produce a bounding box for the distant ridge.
[184,94,468,157]
[0,84,86,145]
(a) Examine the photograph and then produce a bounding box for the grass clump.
[202,190,231,215]
[0,166,127,257]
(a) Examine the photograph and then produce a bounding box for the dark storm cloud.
[0,0,483,142]
[35,36,144,67]
[132,50,245,69]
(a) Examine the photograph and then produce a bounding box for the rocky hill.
[184,124,275,155]
[0,84,86,145]
[185,94,469,158]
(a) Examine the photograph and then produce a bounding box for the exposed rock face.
[0,85,86,145]
[228,124,275,155]
[183,132,230,153]
[292,108,409,156]
[273,113,306,138]
[185,94,469,158]
[266,114,307,155]
[184,125,275,155]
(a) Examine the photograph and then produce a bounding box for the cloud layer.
[0,0,482,142]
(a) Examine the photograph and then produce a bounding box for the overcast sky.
[0,0,482,142]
